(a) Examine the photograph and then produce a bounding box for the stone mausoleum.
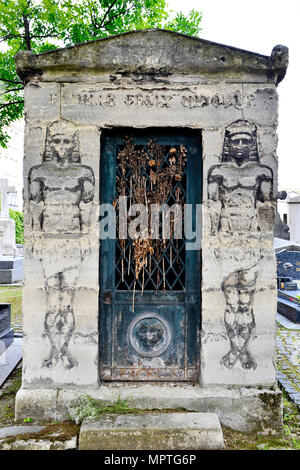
[14,30,288,432]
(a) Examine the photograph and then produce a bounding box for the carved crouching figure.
[208,120,274,370]
[28,121,95,369]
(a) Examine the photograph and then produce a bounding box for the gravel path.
[277,322,300,407]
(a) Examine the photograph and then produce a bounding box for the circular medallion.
[128,313,171,358]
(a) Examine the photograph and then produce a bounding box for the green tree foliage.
[0,0,202,147]
[9,209,24,244]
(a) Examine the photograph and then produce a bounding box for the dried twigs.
[116,137,187,310]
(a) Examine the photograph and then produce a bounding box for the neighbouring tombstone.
[0,179,23,284]
[0,304,14,356]
[0,230,3,257]
[14,30,288,432]
[0,179,17,256]
[277,249,300,280]
[274,212,290,240]
[276,249,300,323]
[274,191,290,240]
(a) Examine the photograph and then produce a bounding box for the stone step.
[79,412,224,450]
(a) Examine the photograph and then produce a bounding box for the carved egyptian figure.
[28,121,95,369]
[208,120,273,238]
[207,120,274,370]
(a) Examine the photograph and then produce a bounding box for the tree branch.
[0,78,23,85]
[0,87,24,97]
[0,100,24,110]
[0,34,24,43]
[22,14,31,50]
[98,0,118,29]
[102,1,139,28]
[31,33,61,39]
[88,2,101,31]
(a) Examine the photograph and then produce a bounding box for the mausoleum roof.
[15,29,288,85]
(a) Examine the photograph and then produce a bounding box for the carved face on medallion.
[136,322,164,350]
[128,313,171,358]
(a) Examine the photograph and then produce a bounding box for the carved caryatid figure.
[208,120,274,370]
[28,121,95,369]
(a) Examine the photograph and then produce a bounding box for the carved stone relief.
[208,120,274,370]
[28,121,95,369]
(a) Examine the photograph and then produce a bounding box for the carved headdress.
[43,120,80,163]
[222,119,258,162]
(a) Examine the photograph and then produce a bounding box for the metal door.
[99,129,201,381]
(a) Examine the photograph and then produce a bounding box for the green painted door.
[100,128,201,381]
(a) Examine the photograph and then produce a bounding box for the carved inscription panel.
[57,85,277,126]
[59,88,256,109]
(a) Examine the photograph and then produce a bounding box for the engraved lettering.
[136,93,144,106]
[181,91,242,109]
[79,92,99,106]
[160,95,173,108]
[104,93,116,107]
[245,94,255,107]
[77,92,116,107]
[61,89,252,110]
[48,93,58,105]
[223,90,242,108]
[143,95,154,107]
[124,93,173,108]
[124,94,135,106]
[211,94,221,107]
[181,95,209,108]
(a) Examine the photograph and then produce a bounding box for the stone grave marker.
[277,249,300,280]
[0,179,23,283]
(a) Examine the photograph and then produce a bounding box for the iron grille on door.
[115,138,186,292]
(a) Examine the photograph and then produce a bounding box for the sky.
[1,0,298,190]
[170,0,299,191]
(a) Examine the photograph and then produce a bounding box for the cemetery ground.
[0,286,299,450]
[0,286,22,335]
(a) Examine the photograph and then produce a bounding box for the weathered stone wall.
[22,117,100,387]
[21,78,278,388]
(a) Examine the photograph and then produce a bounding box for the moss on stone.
[3,421,79,445]
[223,425,300,450]
[0,367,22,428]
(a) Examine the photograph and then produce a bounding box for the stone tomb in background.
[277,248,300,323]
[14,30,288,432]
[277,249,300,281]
[0,178,23,284]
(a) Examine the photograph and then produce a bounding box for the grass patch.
[0,367,22,428]
[68,394,145,424]
[68,394,190,424]
[223,388,300,450]
[223,427,299,450]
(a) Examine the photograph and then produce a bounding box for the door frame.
[99,127,202,381]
